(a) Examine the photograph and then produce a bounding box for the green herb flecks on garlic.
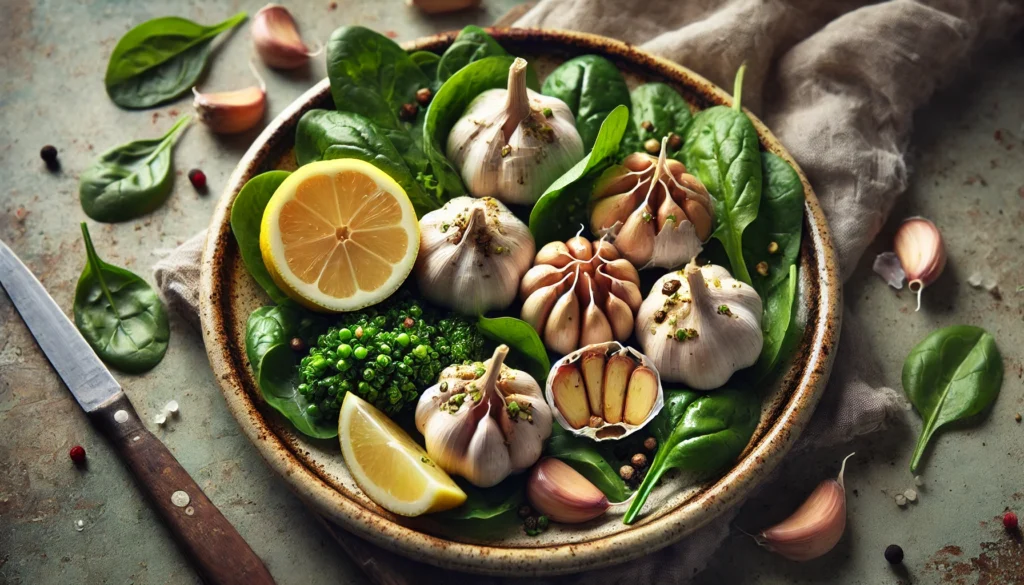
[590,139,715,269]
[446,57,584,205]
[415,196,535,315]
[634,262,763,390]
[414,345,552,488]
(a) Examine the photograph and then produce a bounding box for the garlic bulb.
[635,262,763,390]
[520,236,642,354]
[590,141,715,269]
[415,345,552,488]
[446,57,584,205]
[415,196,535,315]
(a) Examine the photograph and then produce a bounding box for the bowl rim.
[199,27,842,576]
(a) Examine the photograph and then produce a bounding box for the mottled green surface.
[1,2,1022,584]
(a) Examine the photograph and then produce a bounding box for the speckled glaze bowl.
[199,28,841,577]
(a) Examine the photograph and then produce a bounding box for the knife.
[0,238,276,585]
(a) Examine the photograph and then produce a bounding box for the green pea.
[297,383,310,395]
[358,381,371,394]
[337,344,353,358]
[395,333,410,347]
[336,359,351,372]
[338,329,353,342]
[305,404,320,418]
[378,343,391,355]
[354,346,368,360]
[413,345,428,359]
[376,354,391,368]
[409,305,422,318]
[364,326,377,338]
[363,368,375,381]
[409,335,420,344]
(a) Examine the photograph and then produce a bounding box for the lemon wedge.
[260,159,420,312]
[339,392,466,516]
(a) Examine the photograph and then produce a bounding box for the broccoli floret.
[297,293,486,422]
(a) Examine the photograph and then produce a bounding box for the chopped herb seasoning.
[717,304,733,316]
[674,328,698,341]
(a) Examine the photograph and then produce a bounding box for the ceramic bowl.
[199,28,841,577]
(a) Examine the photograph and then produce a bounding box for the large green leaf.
[542,55,635,151]
[230,171,292,305]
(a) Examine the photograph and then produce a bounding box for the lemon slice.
[339,392,466,516]
[260,159,420,312]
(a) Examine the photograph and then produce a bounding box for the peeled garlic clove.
[758,454,854,561]
[252,4,320,69]
[192,63,266,134]
[550,365,589,429]
[893,217,946,311]
[544,289,581,355]
[527,458,609,524]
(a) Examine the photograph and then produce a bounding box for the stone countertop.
[0,2,1021,584]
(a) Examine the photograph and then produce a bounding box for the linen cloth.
[153,0,1024,581]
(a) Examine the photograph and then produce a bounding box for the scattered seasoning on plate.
[188,169,207,192]
[1004,511,1018,531]
[41,145,59,170]
[884,544,904,564]
[69,445,86,464]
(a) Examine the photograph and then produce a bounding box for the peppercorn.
[289,337,306,352]
[1015,413,1022,423]
[631,453,648,468]
[403,317,415,328]
[640,120,653,132]
[524,516,538,531]
[1004,511,1019,531]
[644,437,657,451]
[188,168,207,191]
[883,544,904,564]
[619,465,635,481]
[415,88,432,106]
[69,445,86,464]
[518,505,532,519]
[756,261,769,277]
[399,103,418,121]
[767,241,780,254]
[667,132,682,150]
[40,145,59,170]
[644,138,660,154]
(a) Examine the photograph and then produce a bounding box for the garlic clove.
[758,453,854,561]
[657,190,686,232]
[592,239,619,261]
[622,366,658,425]
[604,294,635,340]
[622,153,655,172]
[580,296,614,347]
[893,217,946,311]
[550,364,590,429]
[601,354,636,424]
[251,4,321,70]
[579,351,606,417]
[614,206,656,267]
[521,278,563,333]
[597,272,642,312]
[593,164,642,199]
[600,258,641,285]
[192,63,266,134]
[544,289,581,355]
[590,191,638,234]
[535,241,574,268]
[566,236,594,262]
[682,197,715,242]
[520,263,566,300]
[527,458,609,524]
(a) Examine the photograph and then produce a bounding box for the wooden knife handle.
[91,394,276,585]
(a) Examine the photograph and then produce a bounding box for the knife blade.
[0,238,276,585]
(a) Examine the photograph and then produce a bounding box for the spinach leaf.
[327,26,459,198]
[73,223,169,374]
[294,109,440,215]
[623,387,760,524]
[409,51,441,87]
[528,105,630,245]
[105,13,247,109]
[79,116,190,223]
[422,56,525,204]
[754,264,798,379]
[230,171,293,305]
[245,306,337,439]
[437,475,525,521]
[477,316,550,383]
[436,25,508,82]
[628,82,693,156]
[545,426,629,502]
[743,152,804,295]
[903,326,1003,473]
[682,66,762,285]
[542,55,634,151]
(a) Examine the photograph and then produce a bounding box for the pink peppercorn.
[1004,511,1018,531]
[69,445,86,464]
[188,168,207,191]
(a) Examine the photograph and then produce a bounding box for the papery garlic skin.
[590,142,715,269]
[635,262,762,390]
[415,345,552,488]
[758,453,854,561]
[894,217,946,311]
[415,196,535,315]
[447,58,584,205]
[520,237,642,354]
[252,4,320,69]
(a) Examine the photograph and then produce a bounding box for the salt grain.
[153,413,167,425]
[165,400,179,416]
[914,475,923,486]
[75,519,85,531]
[895,494,907,507]
[967,272,984,288]
[904,489,917,502]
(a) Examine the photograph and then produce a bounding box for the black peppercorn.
[40,145,59,170]
[415,88,432,106]
[884,544,904,564]
[667,132,682,150]
[643,437,657,451]
[631,453,648,468]
[619,465,635,481]
[524,516,538,531]
[290,337,306,352]
[399,103,418,121]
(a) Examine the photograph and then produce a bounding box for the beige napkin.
[153,0,1024,581]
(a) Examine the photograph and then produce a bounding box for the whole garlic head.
[520,236,642,355]
[446,57,584,205]
[416,196,535,315]
[590,141,714,269]
[415,345,552,488]
[635,262,763,390]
